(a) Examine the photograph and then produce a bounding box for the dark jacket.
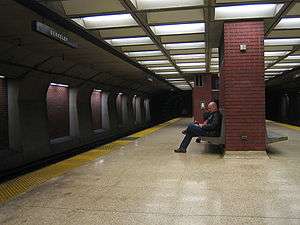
[202,111,222,137]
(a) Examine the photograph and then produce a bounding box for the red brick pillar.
[221,21,266,151]
[193,74,212,123]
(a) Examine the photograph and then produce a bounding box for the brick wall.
[91,91,102,130]
[0,79,8,149]
[193,74,212,123]
[222,21,266,151]
[47,85,69,139]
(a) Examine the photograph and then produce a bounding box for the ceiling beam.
[119,0,192,89]
[265,0,296,36]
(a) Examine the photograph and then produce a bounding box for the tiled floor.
[1,118,300,225]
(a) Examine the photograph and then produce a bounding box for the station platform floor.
[0,118,300,225]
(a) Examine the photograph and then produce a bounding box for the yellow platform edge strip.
[0,118,180,204]
[266,120,300,131]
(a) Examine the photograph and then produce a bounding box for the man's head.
[207,102,218,112]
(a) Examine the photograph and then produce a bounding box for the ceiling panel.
[147,9,204,24]
[62,0,125,15]
[161,34,205,43]
[99,27,146,38]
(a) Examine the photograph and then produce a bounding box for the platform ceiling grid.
[59,0,300,87]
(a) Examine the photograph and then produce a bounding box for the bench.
[201,117,288,146]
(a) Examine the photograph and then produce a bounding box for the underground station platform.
[1,0,300,225]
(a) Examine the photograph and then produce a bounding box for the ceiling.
[1,0,300,92]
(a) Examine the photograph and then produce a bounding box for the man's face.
[207,104,213,112]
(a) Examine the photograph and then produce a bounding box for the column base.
[224,151,269,159]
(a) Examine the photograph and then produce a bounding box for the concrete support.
[7,76,50,161]
[135,96,143,125]
[144,98,151,123]
[107,92,119,130]
[101,92,110,130]
[69,85,94,140]
[221,21,266,151]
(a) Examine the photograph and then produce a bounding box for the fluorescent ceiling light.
[72,14,137,29]
[166,78,185,81]
[105,37,153,46]
[150,23,205,35]
[182,68,206,72]
[215,4,283,20]
[50,83,69,88]
[273,62,300,67]
[286,55,300,60]
[164,42,205,50]
[171,54,205,60]
[275,18,300,29]
[210,65,219,69]
[0,75,5,79]
[266,68,293,72]
[264,51,289,57]
[264,38,300,46]
[265,72,282,75]
[177,62,206,67]
[156,72,179,75]
[170,81,188,84]
[131,0,204,10]
[211,58,219,62]
[265,60,276,64]
[94,89,102,92]
[138,60,170,65]
[124,50,162,57]
[148,67,175,70]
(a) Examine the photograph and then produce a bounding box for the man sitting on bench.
[174,102,222,153]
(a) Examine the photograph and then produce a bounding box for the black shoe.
[195,137,201,143]
[182,129,187,134]
[174,148,186,153]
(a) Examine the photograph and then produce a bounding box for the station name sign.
[32,21,78,49]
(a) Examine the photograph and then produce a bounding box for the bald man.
[175,102,222,153]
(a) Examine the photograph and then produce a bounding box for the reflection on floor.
[0,118,300,225]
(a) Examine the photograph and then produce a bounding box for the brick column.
[221,21,266,151]
[193,74,212,123]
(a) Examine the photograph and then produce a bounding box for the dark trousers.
[180,123,206,150]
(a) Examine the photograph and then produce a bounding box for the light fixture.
[273,62,300,67]
[265,72,282,75]
[150,23,205,36]
[72,14,137,29]
[50,83,69,88]
[264,51,289,57]
[215,4,283,20]
[105,37,153,46]
[266,68,293,72]
[94,89,102,92]
[138,60,170,65]
[130,0,204,10]
[0,75,5,79]
[211,58,219,62]
[124,50,163,57]
[210,65,219,69]
[264,38,300,46]
[164,42,205,50]
[286,55,300,60]
[177,62,206,67]
[148,67,175,70]
[171,54,205,60]
[166,78,185,81]
[182,68,206,72]
[275,17,300,29]
[156,72,179,75]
